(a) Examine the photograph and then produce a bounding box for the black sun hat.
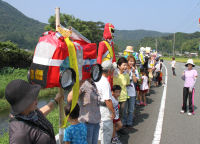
[5,79,41,115]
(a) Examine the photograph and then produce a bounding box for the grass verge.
[162,57,200,66]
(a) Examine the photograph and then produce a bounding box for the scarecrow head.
[103,23,115,40]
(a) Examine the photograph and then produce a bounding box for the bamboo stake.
[55,7,64,144]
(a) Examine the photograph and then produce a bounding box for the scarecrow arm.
[111,42,116,63]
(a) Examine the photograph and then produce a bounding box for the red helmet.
[103,23,115,40]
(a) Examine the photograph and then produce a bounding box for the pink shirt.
[184,69,198,87]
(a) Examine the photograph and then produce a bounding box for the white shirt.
[95,75,112,121]
[171,60,176,68]
[155,61,161,72]
[140,75,149,90]
[111,96,119,120]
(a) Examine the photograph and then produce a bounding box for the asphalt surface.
[120,61,200,144]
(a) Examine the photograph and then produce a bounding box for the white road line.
[152,64,168,144]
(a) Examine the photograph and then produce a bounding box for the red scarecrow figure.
[97,23,116,87]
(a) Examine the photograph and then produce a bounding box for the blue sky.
[3,0,200,33]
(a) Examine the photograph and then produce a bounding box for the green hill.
[139,32,200,55]
[0,0,46,50]
[114,30,170,52]
[0,0,172,51]
[115,29,169,41]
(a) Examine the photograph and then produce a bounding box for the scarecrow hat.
[5,79,41,115]
[124,46,134,53]
[185,59,195,67]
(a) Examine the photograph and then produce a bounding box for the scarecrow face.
[109,25,115,38]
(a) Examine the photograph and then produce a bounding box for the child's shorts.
[140,89,148,93]
[136,85,140,91]
[113,118,120,123]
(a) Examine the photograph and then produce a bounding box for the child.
[111,85,123,144]
[113,57,130,126]
[180,59,197,115]
[136,67,141,105]
[139,69,149,106]
[154,57,161,87]
[171,57,176,76]
[159,59,164,86]
[63,103,87,144]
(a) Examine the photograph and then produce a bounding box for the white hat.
[185,59,195,67]
[124,46,134,53]
[101,60,114,70]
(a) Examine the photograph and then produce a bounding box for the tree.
[45,14,105,44]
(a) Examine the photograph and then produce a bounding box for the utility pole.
[172,33,175,57]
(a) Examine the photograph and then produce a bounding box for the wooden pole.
[55,7,64,144]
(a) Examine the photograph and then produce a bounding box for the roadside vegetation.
[163,57,200,66]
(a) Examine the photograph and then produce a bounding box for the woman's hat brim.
[124,50,134,53]
[185,63,195,67]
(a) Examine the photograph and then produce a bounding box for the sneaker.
[188,112,194,116]
[111,137,122,144]
[136,101,140,106]
[180,110,185,114]
[143,103,147,106]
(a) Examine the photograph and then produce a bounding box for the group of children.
[62,54,164,144]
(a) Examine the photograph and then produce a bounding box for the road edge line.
[152,64,168,144]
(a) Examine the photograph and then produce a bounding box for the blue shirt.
[63,123,87,144]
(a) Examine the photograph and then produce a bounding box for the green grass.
[0,107,61,143]
[163,57,200,66]
[0,132,8,144]
[0,67,58,112]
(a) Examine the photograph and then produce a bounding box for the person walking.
[171,57,176,76]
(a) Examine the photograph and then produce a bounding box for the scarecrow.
[97,23,116,87]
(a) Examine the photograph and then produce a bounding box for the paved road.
[120,61,200,144]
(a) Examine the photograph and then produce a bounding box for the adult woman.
[67,78,101,144]
[125,55,137,127]
[5,79,63,144]
[180,59,197,115]
[78,79,101,144]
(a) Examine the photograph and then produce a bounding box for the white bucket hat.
[185,59,195,67]
[124,46,134,53]
[101,60,114,71]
